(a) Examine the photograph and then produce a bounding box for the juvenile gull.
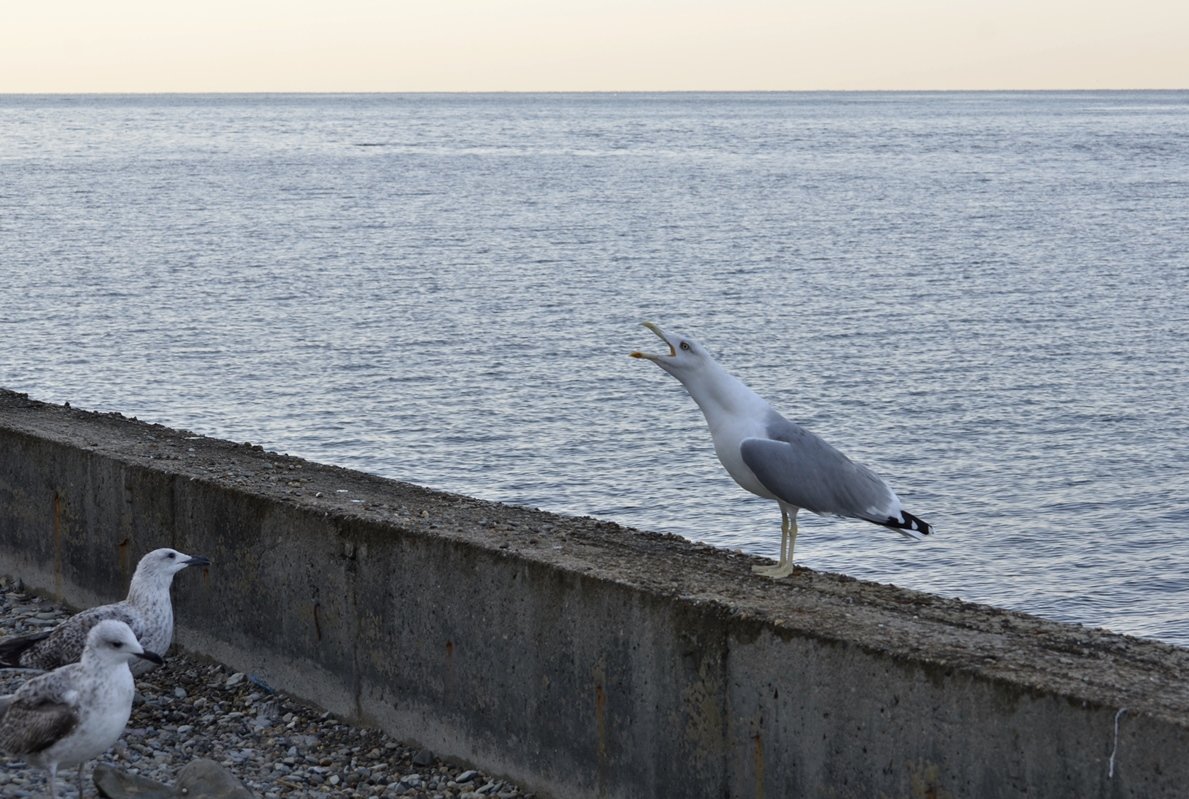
[0,548,208,674]
[632,322,932,578]
[0,619,163,799]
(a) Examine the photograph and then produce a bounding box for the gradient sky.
[2,0,1186,92]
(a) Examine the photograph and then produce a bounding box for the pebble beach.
[0,575,532,799]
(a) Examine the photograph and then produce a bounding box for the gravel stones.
[1,576,533,799]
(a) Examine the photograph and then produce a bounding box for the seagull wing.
[19,604,143,670]
[0,630,52,668]
[0,681,79,755]
[740,417,896,521]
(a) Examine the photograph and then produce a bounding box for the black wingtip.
[883,510,932,536]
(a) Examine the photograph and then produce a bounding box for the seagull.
[0,548,208,674]
[631,322,932,578]
[0,618,163,799]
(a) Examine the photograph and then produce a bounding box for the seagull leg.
[46,763,58,799]
[781,509,791,562]
[752,508,799,579]
[768,513,799,578]
[77,762,86,798]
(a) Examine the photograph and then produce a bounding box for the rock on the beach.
[93,764,173,798]
[177,759,256,798]
[93,759,255,798]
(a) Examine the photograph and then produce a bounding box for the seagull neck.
[78,647,105,671]
[682,363,768,422]
[126,574,167,607]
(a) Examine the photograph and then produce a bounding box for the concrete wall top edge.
[3,387,1188,727]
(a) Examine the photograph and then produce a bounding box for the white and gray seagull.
[0,548,208,674]
[0,618,163,799]
[631,322,932,578]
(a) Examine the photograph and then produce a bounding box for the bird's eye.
[680,341,691,351]
[166,552,176,559]
[110,640,123,648]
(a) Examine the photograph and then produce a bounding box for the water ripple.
[2,92,1187,646]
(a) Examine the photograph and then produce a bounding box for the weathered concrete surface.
[1,388,1187,799]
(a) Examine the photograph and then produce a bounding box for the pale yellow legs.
[751,507,799,579]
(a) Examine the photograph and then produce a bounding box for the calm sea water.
[2,92,1187,645]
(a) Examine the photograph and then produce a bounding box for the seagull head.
[134,548,211,584]
[84,619,164,668]
[630,322,716,381]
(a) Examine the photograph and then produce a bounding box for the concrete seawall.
[1,388,1187,798]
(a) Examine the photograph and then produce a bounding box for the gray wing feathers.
[741,417,894,520]
[18,605,142,670]
[0,681,79,755]
[0,630,52,667]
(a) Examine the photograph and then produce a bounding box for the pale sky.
[2,0,1186,93]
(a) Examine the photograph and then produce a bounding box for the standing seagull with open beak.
[631,322,932,578]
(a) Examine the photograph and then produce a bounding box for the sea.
[1,92,1186,646]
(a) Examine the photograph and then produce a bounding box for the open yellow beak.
[630,321,675,360]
